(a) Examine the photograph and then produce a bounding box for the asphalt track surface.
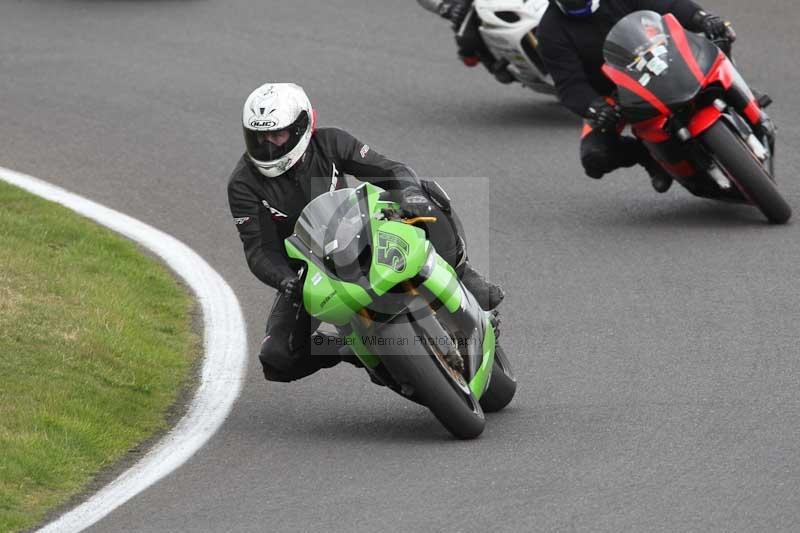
[3,1,799,531]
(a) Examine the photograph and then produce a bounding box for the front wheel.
[378,316,486,439]
[479,345,517,413]
[382,346,486,439]
[701,120,792,224]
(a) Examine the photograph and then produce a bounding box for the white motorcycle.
[420,0,555,95]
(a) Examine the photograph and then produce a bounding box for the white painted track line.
[0,167,248,533]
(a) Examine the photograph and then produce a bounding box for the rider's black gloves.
[693,11,729,40]
[279,276,302,307]
[399,186,434,218]
[585,96,622,133]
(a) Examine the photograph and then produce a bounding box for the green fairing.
[362,182,429,294]
[421,255,463,313]
[285,240,372,325]
[469,315,496,398]
[368,221,430,295]
[361,182,385,212]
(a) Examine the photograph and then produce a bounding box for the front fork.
[711,101,775,178]
[667,97,774,190]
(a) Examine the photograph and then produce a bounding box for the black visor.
[244,111,309,163]
[556,0,593,13]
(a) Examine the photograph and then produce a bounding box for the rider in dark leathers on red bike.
[537,0,750,193]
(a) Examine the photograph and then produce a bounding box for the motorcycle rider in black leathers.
[228,83,504,382]
[538,0,743,192]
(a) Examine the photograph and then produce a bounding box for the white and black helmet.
[242,83,315,178]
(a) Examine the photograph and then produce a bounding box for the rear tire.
[479,345,517,413]
[701,121,791,224]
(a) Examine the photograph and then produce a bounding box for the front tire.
[479,345,517,413]
[701,120,792,224]
[378,317,486,439]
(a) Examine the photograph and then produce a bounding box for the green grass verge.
[0,181,198,532]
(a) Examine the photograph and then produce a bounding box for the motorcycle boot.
[644,160,674,193]
[457,261,504,311]
[634,141,673,193]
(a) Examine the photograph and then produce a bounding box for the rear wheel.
[479,345,517,413]
[701,120,791,224]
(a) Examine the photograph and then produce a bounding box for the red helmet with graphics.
[242,83,315,178]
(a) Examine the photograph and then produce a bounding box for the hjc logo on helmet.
[250,119,277,128]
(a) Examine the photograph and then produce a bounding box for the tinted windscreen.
[604,11,669,75]
[294,188,370,280]
[604,11,709,113]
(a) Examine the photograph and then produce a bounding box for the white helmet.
[242,83,315,178]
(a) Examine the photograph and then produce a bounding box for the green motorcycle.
[285,183,516,439]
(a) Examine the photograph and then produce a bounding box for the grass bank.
[0,180,197,532]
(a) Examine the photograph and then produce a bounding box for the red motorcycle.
[602,10,791,224]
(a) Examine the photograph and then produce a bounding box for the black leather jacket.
[227,127,416,288]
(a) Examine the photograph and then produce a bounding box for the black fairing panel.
[686,30,721,77]
[618,86,661,122]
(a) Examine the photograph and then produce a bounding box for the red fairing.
[632,115,670,142]
[688,105,723,137]
[663,14,704,83]
[703,53,734,89]
[704,55,762,125]
[743,100,762,125]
